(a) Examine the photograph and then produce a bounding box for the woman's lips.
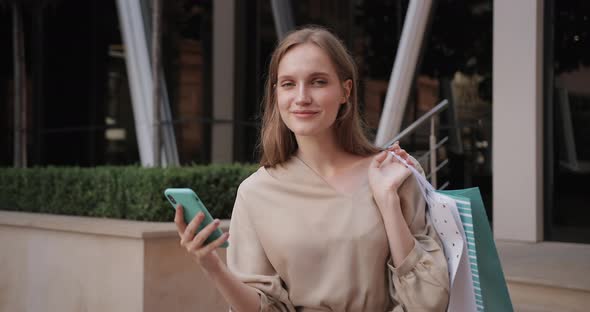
[292,111,319,118]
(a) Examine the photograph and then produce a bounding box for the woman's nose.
[295,85,311,105]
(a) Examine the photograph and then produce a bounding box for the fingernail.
[214,219,220,224]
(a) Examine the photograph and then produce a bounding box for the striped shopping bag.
[427,189,480,311]
[392,152,514,311]
[433,191,484,310]
[438,188,514,312]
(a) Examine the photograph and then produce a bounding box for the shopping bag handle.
[389,151,438,208]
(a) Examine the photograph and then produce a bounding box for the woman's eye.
[312,80,327,86]
[280,82,295,88]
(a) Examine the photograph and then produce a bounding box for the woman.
[174,26,449,311]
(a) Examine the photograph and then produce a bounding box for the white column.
[375,0,433,146]
[116,0,154,166]
[211,0,235,163]
[115,0,179,167]
[493,0,544,242]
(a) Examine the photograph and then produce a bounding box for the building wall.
[0,223,143,311]
[211,0,235,163]
[493,0,544,242]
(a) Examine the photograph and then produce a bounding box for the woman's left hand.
[368,142,414,206]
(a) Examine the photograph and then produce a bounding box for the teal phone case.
[164,188,228,248]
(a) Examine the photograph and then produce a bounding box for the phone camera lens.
[167,195,176,205]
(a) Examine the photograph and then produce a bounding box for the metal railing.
[382,99,450,189]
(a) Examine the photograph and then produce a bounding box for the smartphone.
[164,188,229,248]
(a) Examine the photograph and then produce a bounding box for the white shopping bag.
[432,194,479,312]
[391,152,480,311]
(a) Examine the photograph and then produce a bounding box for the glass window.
[161,0,213,165]
[233,0,277,163]
[417,0,493,218]
[0,8,16,166]
[546,0,590,243]
[0,0,139,166]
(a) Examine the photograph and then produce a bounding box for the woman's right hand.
[174,205,230,273]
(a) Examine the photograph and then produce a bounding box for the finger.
[199,232,230,256]
[401,150,410,162]
[394,154,411,170]
[387,141,400,151]
[182,212,205,245]
[397,150,414,167]
[392,148,406,159]
[381,151,394,167]
[174,205,187,237]
[400,165,413,181]
[388,141,400,151]
[370,151,388,168]
[389,146,411,165]
[405,155,416,168]
[192,218,221,248]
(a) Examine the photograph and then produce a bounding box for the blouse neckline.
[291,155,371,199]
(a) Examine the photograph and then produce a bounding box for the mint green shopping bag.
[390,151,514,311]
[438,188,514,312]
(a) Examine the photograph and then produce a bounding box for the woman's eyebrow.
[277,72,331,80]
[309,72,330,77]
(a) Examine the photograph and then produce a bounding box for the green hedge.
[0,164,258,221]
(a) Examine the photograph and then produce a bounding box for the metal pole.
[270,0,295,40]
[382,99,448,149]
[430,117,437,188]
[151,0,162,167]
[116,0,180,166]
[375,0,434,146]
[20,12,27,168]
[12,3,27,168]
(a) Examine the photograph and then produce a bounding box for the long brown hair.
[259,26,380,167]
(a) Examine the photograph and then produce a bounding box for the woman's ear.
[342,79,352,104]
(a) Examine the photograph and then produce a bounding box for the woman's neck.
[295,130,362,178]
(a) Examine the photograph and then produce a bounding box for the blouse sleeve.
[387,157,450,311]
[227,187,296,312]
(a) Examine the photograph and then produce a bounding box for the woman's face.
[276,43,351,139]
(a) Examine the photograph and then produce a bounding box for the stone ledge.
[508,279,589,312]
[0,211,230,239]
[496,240,590,292]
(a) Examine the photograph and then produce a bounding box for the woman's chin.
[288,126,318,137]
[290,126,333,138]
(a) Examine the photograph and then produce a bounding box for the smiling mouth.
[292,111,319,116]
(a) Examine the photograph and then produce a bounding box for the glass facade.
[0,0,138,166]
[0,8,14,166]
[160,0,213,165]
[233,0,276,163]
[419,1,493,218]
[545,0,590,243]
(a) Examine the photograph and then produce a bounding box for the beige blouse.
[227,156,449,312]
